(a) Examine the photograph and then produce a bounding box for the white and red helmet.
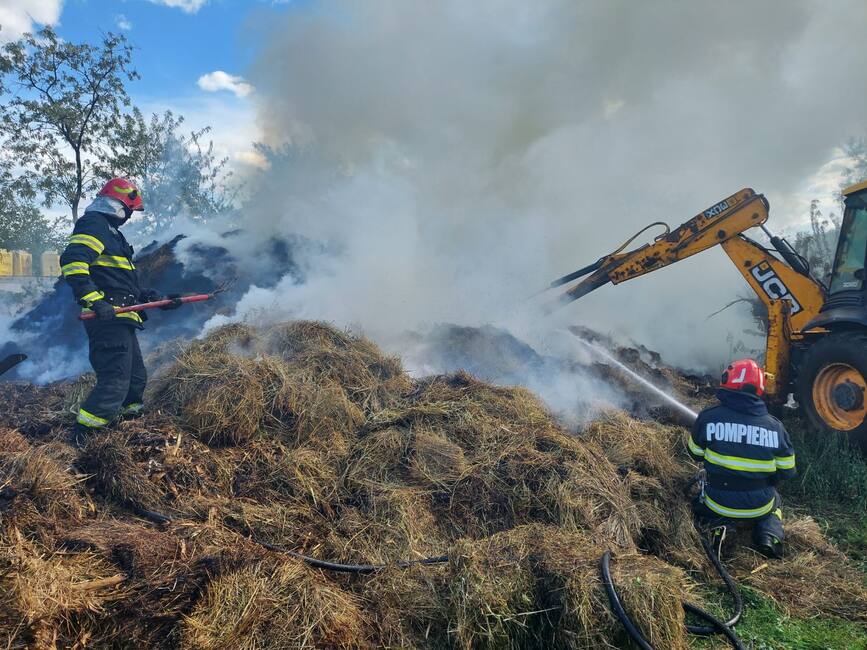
[721,358,766,396]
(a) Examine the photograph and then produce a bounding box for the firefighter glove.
[139,289,162,303]
[160,294,184,310]
[90,300,117,321]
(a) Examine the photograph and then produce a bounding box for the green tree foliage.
[0,27,138,221]
[0,161,64,253]
[842,136,867,191]
[792,199,839,285]
[106,109,237,234]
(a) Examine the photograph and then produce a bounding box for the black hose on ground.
[130,498,742,645]
[600,536,746,650]
[255,538,448,574]
[600,551,654,650]
[126,504,449,573]
[686,536,742,634]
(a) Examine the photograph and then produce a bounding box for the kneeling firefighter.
[688,359,796,558]
[60,178,182,444]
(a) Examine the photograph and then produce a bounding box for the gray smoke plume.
[7,1,867,420]
[200,0,867,372]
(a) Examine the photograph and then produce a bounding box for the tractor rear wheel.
[797,331,867,450]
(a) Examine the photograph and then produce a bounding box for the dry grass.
[0,320,863,647]
[182,558,368,650]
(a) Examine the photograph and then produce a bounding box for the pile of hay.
[1,321,864,649]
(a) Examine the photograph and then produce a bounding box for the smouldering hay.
[369,373,638,545]
[360,564,450,648]
[448,525,691,650]
[410,427,468,488]
[0,427,29,453]
[582,411,704,566]
[277,378,364,451]
[182,558,367,650]
[78,432,166,512]
[263,321,412,414]
[581,410,694,486]
[1,320,865,647]
[151,349,288,446]
[232,440,340,510]
[0,535,125,646]
[0,444,87,522]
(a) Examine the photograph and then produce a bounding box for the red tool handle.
[78,293,214,321]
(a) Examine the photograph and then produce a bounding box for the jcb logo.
[750,263,802,314]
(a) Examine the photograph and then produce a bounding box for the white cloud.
[116,14,132,31]
[197,70,254,98]
[234,149,270,169]
[148,0,209,13]
[0,0,63,42]
[136,94,262,176]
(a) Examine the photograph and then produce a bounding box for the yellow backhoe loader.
[548,182,867,446]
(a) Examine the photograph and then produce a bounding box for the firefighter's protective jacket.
[688,389,796,519]
[59,202,143,326]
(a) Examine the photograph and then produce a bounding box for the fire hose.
[129,505,449,573]
[600,535,745,649]
[132,499,745,648]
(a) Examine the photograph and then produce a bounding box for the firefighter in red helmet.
[59,178,180,445]
[688,359,797,558]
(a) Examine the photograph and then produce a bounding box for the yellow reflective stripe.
[80,290,104,304]
[704,495,776,519]
[704,449,776,473]
[774,455,795,469]
[62,262,90,276]
[69,234,104,254]
[93,255,135,270]
[77,408,108,428]
[122,403,143,414]
[116,311,143,323]
[688,438,705,456]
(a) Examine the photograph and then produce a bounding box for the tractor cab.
[809,181,867,325]
[829,183,867,303]
[796,180,867,442]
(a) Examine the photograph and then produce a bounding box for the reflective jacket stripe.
[688,438,705,456]
[116,311,143,323]
[80,290,104,304]
[77,408,109,428]
[79,307,144,324]
[704,494,776,519]
[704,448,776,472]
[62,262,91,276]
[68,233,105,254]
[93,255,135,270]
[774,454,796,469]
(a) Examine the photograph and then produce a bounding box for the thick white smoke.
[185,0,866,376]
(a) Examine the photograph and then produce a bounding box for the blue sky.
[2,0,300,170]
[56,1,280,100]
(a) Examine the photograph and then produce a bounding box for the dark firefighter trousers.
[75,320,147,430]
[692,492,785,544]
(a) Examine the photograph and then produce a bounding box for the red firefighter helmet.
[97,177,143,212]
[720,358,765,396]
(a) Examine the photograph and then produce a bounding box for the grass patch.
[694,587,867,650]
[777,414,867,566]
[779,414,867,509]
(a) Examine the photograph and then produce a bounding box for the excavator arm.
[548,188,827,399]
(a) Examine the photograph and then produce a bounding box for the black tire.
[796,331,867,450]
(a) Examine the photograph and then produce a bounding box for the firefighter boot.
[67,422,93,448]
[755,532,784,559]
